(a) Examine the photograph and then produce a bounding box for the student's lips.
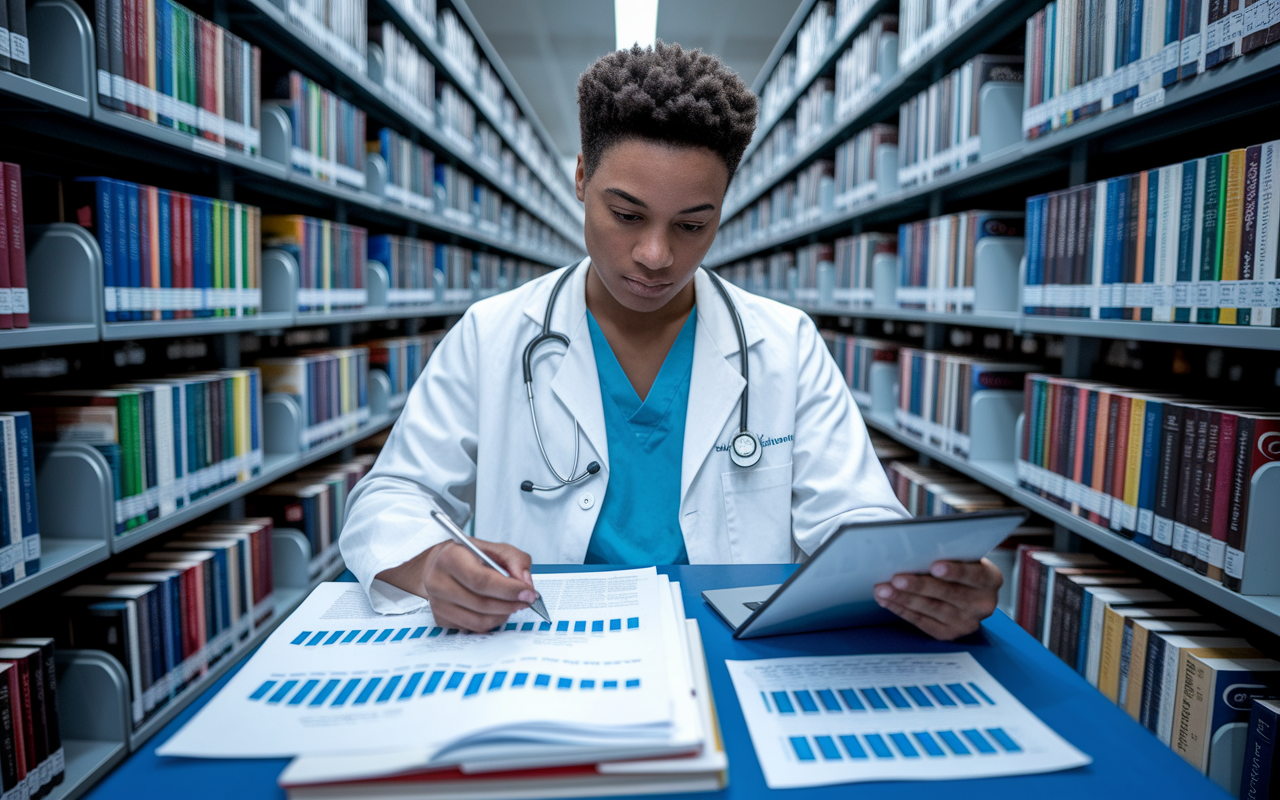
[623,276,671,298]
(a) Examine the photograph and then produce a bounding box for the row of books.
[1019,374,1280,593]
[274,71,368,190]
[72,177,262,322]
[372,21,435,126]
[0,0,30,78]
[715,160,836,252]
[0,411,39,587]
[715,232,897,308]
[897,54,1024,189]
[821,332,900,408]
[248,454,373,579]
[898,348,1036,459]
[1013,547,1279,782]
[436,8,478,87]
[834,15,898,122]
[376,127,436,213]
[833,123,897,210]
[258,346,370,450]
[28,368,264,536]
[898,210,1024,312]
[61,517,277,727]
[796,78,834,149]
[0,162,28,329]
[1022,138,1280,324]
[0,638,63,800]
[887,459,1014,515]
[728,121,795,207]
[90,0,262,153]
[368,333,443,402]
[261,215,367,313]
[1021,0,1280,138]
[285,0,365,74]
[796,0,836,88]
[898,0,995,69]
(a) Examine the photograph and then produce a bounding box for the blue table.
[84,564,1229,799]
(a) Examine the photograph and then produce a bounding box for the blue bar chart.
[286,617,642,646]
[247,670,642,708]
[726,653,1091,789]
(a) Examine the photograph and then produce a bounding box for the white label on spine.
[10,33,28,64]
[1153,516,1174,546]
[0,288,11,315]
[1224,546,1245,579]
[0,27,10,59]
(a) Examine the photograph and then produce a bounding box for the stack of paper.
[159,568,725,798]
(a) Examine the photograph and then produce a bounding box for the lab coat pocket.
[721,462,793,563]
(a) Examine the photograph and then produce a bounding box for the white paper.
[726,653,1091,789]
[159,569,674,760]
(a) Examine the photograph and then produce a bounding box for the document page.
[159,568,674,759]
[726,652,1090,789]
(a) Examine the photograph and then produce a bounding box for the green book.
[1197,154,1224,324]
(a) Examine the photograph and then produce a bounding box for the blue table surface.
[84,564,1230,800]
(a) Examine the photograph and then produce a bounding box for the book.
[0,638,64,790]
[2,165,25,329]
[1174,653,1280,773]
[1240,698,1280,800]
[0,412,38,583]
[897,211,1025,312]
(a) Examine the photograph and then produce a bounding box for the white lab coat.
[341,258,908,612]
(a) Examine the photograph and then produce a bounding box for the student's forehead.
[595,139,728,198]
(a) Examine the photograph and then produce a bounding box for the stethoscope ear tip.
[520,480,535,493]
[586,461,601,475]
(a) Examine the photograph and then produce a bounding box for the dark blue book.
[1133,398,1164,549]
[158,190,173,319]
[1241,698,1280,800]
[72,178,118,322]
[156,0,173,128]
[1162,0,1182,86]
[125,181,142,321]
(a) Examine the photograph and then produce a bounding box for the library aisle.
[1,0,1278,797]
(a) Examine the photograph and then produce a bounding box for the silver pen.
[429,510,551,624]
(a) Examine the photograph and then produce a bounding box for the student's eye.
[677,223,705,233]
[613,211,642,223]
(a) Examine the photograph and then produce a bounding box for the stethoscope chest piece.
[730,431,762,468]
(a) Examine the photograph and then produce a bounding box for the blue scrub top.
[584,308,696,565]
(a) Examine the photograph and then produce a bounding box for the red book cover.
[0,171,11,330]
[4,164,27,328]
[169,191,184,318]
[1205,410,1237,582]
[0,662,26,782]
[1015,544,1048,633]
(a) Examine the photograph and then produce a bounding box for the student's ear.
[575,154,587,202]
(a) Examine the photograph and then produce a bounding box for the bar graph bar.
[290,632,311,645]
[267,680,298,704]
[882,687,911,709]
[287,618,648,648]
[860,688,889,710]
[311,679,340,706]
[557,621,569,632]
[304,631,327,646]
[534,674,551,688]
[557,677,573,689]
[376,675,403,702]
[249,680,277,700]
[511,672,529,688]
[778,726,1025,766]
[444,671,465,691]
[464,673,487,696]
[423,670,445,694]
[288,679,320,705]
[400,672,423,698]
[793,690,819,713]
[323,631,345,645]
[352,678,381,705]
[488,672,507,691]
[946,683,980,706]
[391,628,410,642]
[332,678,360,706]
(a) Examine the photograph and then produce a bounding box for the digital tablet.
[701,509,1028,639]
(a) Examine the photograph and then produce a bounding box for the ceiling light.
[615,0,658,51]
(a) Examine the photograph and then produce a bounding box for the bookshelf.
[724,0,1280,658]
[0,0,581,797]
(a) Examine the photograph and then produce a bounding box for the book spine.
[3,166,25,329]
[0,170,11,330]
[1240,700,1279,800]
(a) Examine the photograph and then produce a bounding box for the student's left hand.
[873,559,1003,641]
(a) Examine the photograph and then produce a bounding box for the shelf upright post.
[1060,336,1099,378]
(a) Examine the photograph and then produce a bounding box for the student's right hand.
[376,538,538,632]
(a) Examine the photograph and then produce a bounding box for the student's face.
[576,138,729,313]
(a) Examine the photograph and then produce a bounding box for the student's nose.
[632,225,674,271]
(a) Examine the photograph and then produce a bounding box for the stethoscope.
[519,264,760,493]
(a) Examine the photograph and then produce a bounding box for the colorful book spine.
[257,347,370,449]
[261,215,367,313]
[898,211,1024,312]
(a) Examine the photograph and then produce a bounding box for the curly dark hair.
[576,40,758,180]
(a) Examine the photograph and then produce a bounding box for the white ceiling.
[466,0,802,169]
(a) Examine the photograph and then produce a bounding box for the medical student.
[340,42,1003,641]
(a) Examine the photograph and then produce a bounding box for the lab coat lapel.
[544,261,609,470]
[681,269,748,502]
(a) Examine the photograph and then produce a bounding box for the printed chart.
[158,570,673,758]
[726,653,1091,788]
